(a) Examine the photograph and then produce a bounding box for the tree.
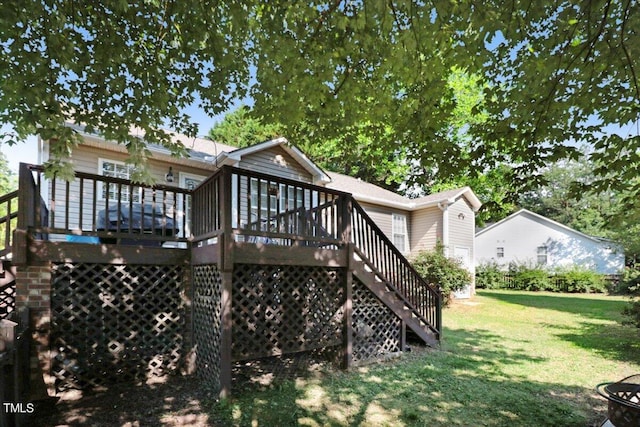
[1,1,638,202]
[516,151,640,262]
[208,106,283,148]
[1,1,252,181]
[0,150,15,194]
[210,106,411,192]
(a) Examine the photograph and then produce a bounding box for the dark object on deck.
[597,374,640,427]
[97,203,179,245]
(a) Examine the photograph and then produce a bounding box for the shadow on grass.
[480,290,640,365]
[209,329,607,426]
[552,320,640,365]
[211,350,608,427]
[479,289,629,322]
[31,340,610,427]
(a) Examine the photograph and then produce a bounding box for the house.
[38,124,481,279]
[475,209,624,274]
[1,124,480,399]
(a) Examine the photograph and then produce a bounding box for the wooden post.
[219,267,233,399]
[14,164,36,266]
[340,195,353,245]
[218,167,234,398]
[342,243,354,369]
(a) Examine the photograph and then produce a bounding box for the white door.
[453,246,472,299]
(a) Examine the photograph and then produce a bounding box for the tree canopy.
[1,1,638,203]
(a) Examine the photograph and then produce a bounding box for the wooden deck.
[2,162,441,398]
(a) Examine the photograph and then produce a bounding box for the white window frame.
[497,247,504,258]
[392,213,409,254]
[98,158,140,202]
[537,245,548,265]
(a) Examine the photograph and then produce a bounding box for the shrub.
[411,243,471,305]
[623,299,640,328]
[514,267,554,291]
[476,261,505,289]
[617,267,640,295]
[508,261,554,291]
[621,268,640,328]
[555,267,607,293]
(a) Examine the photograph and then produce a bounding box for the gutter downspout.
[438,202,450,257]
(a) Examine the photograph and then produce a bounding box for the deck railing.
[191,166,350,248]
[17,163,192,245]
[190,165,441,336]
[351,201,442,335]
[11,163,441,336]
[0,190,18,259]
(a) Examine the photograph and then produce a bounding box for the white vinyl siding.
[238,146,313,182]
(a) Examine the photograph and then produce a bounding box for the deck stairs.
[349,201,441,347]
[351,250,439,347]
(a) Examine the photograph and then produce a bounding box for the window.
[249,180,305,222]
[537,245,548,265]
[99,159,140,202]
[496,247,504,258]
[392,213,408,253]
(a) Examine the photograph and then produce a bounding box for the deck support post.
[342,243,354,369]
[218,168,235,399]
[219,267,233,399]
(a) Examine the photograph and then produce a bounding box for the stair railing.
[350,199,442,336]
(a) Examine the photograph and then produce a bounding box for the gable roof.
[476,208,610,244]
[325,172,481,212]
[215,137,331,184]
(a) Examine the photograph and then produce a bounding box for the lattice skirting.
[352,278,402,362]
[192,264,222,390]
[232,265,345,361]
[50,263,187,390]
[0,282,15,320]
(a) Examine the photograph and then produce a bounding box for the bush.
[617,267,640,295]
[411,243,471,305]
[555,267,607,293]
[476,261,505,289]
[507,262,554,291]
[623,299,640,328]
[621,268,640,328]
[514,268,554,291]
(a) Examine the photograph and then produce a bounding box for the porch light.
[165,167,174,183]
[458,213,465,220]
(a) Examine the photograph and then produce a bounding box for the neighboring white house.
[475,209,624,274]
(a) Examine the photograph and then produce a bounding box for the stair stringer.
[351,257,439,348]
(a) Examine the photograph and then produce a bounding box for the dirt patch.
[29,375,217,427]
[28,350,341,426]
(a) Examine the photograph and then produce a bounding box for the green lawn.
[209,290,640,427]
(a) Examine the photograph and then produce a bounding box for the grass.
[208,290,640,427]
[39,290,640,426]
